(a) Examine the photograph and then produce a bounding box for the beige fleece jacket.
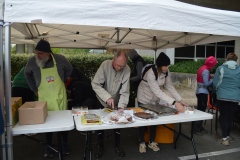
[137,68,182,105]
[91,60,131,108]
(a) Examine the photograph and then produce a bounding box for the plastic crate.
[144,124,174,143]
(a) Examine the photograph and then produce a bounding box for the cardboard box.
[11,97,22,127]
[18,101,48,125]
[145,124,174,143]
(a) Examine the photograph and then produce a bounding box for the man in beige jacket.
[92,50,130,158]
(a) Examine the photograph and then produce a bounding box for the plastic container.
[144,124,174,143]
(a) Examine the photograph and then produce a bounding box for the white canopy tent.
[1,0,240,159]
[4,0,240,49]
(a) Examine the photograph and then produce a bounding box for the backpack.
[141,64,168,82]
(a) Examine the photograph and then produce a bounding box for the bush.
[10,53,223,107]
[169,59,224,74]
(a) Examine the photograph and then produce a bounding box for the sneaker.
[94,146,104,158]
[148,142,160,152]
[114,146,125,158]
[219,139,229,146]
[44,148,53,158]
[227,136,235,142]
[139,142,146,153]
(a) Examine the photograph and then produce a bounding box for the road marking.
[178,147,240,160]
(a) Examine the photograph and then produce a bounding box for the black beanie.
[156,52,170,67]
[35,39,52,53]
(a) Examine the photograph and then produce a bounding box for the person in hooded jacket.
[66,65,97,109]
[137,52,187,153]
[213,53,240,146]
[127,49,146,93]
[193,56,217,136]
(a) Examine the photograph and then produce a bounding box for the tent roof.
[3,0,240,49]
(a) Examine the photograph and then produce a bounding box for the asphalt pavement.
[6,112,240,160]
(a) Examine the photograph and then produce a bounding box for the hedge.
[10,53,223,107]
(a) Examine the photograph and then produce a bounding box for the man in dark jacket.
[127,49,146,93]
[66,66,97,109]
[67,80,97,109]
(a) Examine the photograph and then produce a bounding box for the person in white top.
[137,52,187,153]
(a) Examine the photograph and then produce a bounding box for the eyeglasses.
[35,51,46,56]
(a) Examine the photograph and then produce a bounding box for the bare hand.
[175,102,185,112]
[106,98,115,109]
[179,100,188,107]
[118,108,124,113]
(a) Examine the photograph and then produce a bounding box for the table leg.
[84,131,92,160]
[174,123,181,149]
[57,132,63,160]
[88,131,92,160]
[190,122,198,160]
[84,131,88,160]
[166,123,198,160]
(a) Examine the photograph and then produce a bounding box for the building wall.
[177,0,240,12]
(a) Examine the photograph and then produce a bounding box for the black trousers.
[97,100,120,147]
[139,126,157,143]
[193,93,208,132]
[46,131,68,149]
[217,100,239,138]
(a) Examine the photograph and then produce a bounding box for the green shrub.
[11,54,33,80]
[10,53,223,107]
[169,59,224,74]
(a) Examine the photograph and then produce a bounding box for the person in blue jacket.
[213,53,240,146]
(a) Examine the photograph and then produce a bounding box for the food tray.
[103,111,134,124]
[133,110,158,120]
[139,104,177,116]
[81,114,102,125]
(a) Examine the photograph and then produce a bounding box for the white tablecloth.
[74,109,213,131]
[13,110,74,135]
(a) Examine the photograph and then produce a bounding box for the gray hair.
[113,50,127,61]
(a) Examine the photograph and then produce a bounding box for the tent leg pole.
[0,21,7,160]
[154,50,157,63]
[4,23,13,160]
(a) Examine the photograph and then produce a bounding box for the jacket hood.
[204,56,217,69]
[223,60,238,69]
[127,49,139,61]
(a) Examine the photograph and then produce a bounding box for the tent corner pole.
[0,20,7,160]
[4,23,13,160]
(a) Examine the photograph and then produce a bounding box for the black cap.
[35,39,52,53]
[156,52,170,67]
